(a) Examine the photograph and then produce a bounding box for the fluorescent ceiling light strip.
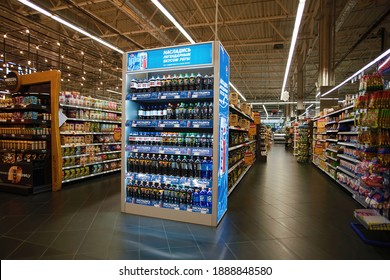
[18,0,124,54]
[298,104,313,117]
[106,89,122,95]
[151,0,195,44]
[262,105,269,118]
[229,82,246,101]
[378,55,390,70]
[280,0,306,100]
[151,0,247,102]
[321,48,390,97]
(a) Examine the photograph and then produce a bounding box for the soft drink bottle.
[130,78,138,93]
[180,186,187,206]
[145,153,151,173]
[133,153,139,173]
[178,73,184,91]
[156,183,163,203]
[137,79,143,93]
[181,156,188,177]
[150,154,157,174]
[207,157,213,179]
[193,188,200,206]
[189,73,195,90]
[138,105,145,120]
[155,76,162,92]
[171,74,178,91]
[195,133,201,147]
[194,102,201,119]
[144,181,151,200]
[133,180,139,199]
[188,156,195,177]
[126,180,133,201]
[175,156,182,176]
[195,73,202,90]
[183,73,190,91]
[166,74,172,91]
[166,103,173,119]
[162,104,167,119]
[202,102,208,119]
[139,181,145,199]
[201,157,208,179]
[208,102,213,119]
[143,78,150,92]
[156,154,162,175]
[207,188,212,208]
[174,185,181,204]
[169,155,177,176]
[199,187,207,207]
[139,153,145,173]
[202,74,209,90]
[163,183,170,203]
[175,103,180,119]
[162,154,169,175]
[149,76,156,92]
[127,152,134,172]
[161,75,167,91]
[208,74,214,90]
[169,184,176,203]
[187,103,194,119]
[195,156,202,178]
[186,188,193,207]
[201,133,207,147]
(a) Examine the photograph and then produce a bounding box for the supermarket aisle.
[1,145,389,260]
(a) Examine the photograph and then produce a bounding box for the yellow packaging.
[229,114,239,127]
[230,92,239,106]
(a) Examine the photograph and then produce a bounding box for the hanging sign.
[5,71,21,93]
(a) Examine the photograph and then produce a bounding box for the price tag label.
[187,209,193,212]
[174,95,180,99]
[158,150,164,154]
[193,124,199,128]
[132,124,136,127]
[11,119,15,122]
[174,124,180,128]
[201,209,208,214]
[11,134,15,137]
[192,94,198,98]
[174,207,180,210]
[133,149,138,152]
[161,96,166,99]
[160,124,165,127]
[175,151,181,155]
[132,97,137,100]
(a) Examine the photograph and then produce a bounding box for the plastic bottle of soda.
[162,104,168,119]
[138,153,145,173]
[188,156,195,177]
[207,157,213,179]
[161,75,167,92]
[178,73,184,91]
[193,188,200,206]
[162,154,169,175]
[155,76,161,92]
[166,74,172,92]
[133,153,139,173]
[207,188,212,208]
[156,183,163,204]
[163,183,170,203]
[144,181,150,200]
[195,73,202,90]
[183,73,189,91]
[143,78,150,92]
[169,184,176,203]
[130,78,138,93]
[180,186,187,207]
[181,156,188,177]
[126,180,133,201]
[133,180,139,199]
[156,154,162,175]
[189,73,196,90]
[175,103,181,119]
[199,187,207,207]
[127,152,133,172]
[202,74,209,90]
[208,74,214,90]
[169,155,177,176]
[194,156,202,178]
[208,102,213,119]
[149,76,156,92]
[150,154,157,174]
[201,157,209,179]
[166,103,173,119]
[174,185,181,204]
[145,153,151,173]
[194,133,201,147]
[171,74,178,91]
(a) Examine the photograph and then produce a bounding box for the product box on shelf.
[239,119,249,130]
[230,92,239,106]
[241,103,252,116]
[229,114,239,127]
[253,112,261,124]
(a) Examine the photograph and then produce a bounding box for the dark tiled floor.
[1,145,389,260]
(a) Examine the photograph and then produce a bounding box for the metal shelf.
[96,150,121,156]
[326,130,338,133]
[228,140,256,151]
[325,121,338,125]
[326,139,338,142]
[62,153,90,159]
[326,148,339,153]
[338,131,359,135]
[326,154,339,161]
[60,131,114,135]
[229,126,248,132]
[62,158,121,170]
[60,103,121,114]
[229,104,254,122]
[66,117,121,124]
[228,164,253,196]
[337,142,357,148]
[338,118,355,123]
[337,166,358,179]
[228,159,244,174]
[326,162,337,170]
[337,154,361,163]
[62,168,121,183]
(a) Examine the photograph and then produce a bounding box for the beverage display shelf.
[125,172,212,188]
[228,159,244,174]
[127,119,213,129]
[338,141,357,148]
[66,117,121,124]
[326,130,338,133]
[0,148,48,154]
[326,162,337,170]
[0,134,49,140]
[338,131,359,135]
[96,150,121,156]
[229,126,248,132]
[62,158,121,170]
[337,166,358,179]
[228,140,256,151]
[229,104,254,122]
[337,154,361,163]
[0,104,50,112]
[126,145,212,157]
[326,148,339,153]
[62,153,90,159]
[127,90,213,101]
[60,103,121,114]
[0,119,49,125]
[326,139,338,142]
[326,154,339,162]
[338,118,355,124]
[228,164,253,196]
[326,121,338,126]
[60,131,115,135]
[62,168,121,183]
[61,142,121,148]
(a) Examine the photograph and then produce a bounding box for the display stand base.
[351,222,390,247]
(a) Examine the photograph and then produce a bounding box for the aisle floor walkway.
[1,145,389,260]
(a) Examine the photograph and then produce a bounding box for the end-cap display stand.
[121,41,230,226]
[0,71,61,194]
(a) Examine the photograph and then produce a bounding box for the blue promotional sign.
[217,43,230,222]
[127,43,213,71]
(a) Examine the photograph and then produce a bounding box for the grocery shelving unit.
[59,94,122,184]
[121,41,230,226]
[0,70,61,194]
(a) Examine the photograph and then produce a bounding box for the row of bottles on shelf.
[0,95,49,107]
[62,145,121,157]
[61,122,119,133]
[137,102,213,120]
[61,134,117,146]
[0,127,50,135]
[63,152,120,167]
[126,180,212,209]
[129,73,214,93]
[60,91,121,111]
[127,153,213,179]
[63,108,120,121]
[355,90,390,109]
[0,112,51,121]
[63,162,120,181]
[0,140,47,150]
[229,131,249,146]
[128,131,213,148]
[358,72,384,92]
[1,151,49,164]
[357,108,390,128]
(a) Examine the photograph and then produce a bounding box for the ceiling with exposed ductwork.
[0,0,389,114]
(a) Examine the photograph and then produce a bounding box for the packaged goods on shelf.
[229,113,238,126]
[230,92,239,106]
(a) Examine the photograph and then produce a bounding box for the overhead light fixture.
[229,82,246,101]
[280,0,306,100]
[17,0,124,54]
[151,0,195,44]
[262,105,269,119]
[321,48,390,97]
[378,56,390,70]
[106,89,122,95]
